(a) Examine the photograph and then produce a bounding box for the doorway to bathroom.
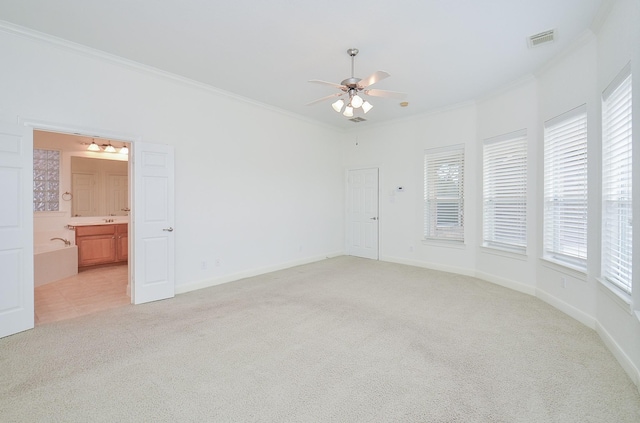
[33,130,131,324]
[0,120,175,338]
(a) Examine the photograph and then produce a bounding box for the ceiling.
[0,0,605,129]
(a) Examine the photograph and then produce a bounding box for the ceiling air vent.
[349,117,367,123]
[528,29,555,48]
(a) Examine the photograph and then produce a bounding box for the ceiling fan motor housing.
[341,77,362,89]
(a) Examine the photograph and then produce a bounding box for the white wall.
[535,36,599,327]
[343,104,478,275]
[0,27,345,292]
[475,79,539,294]
[594,0,640,386]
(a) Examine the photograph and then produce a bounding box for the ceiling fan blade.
[305,92,344,106]
[363,89,407,99]
[357,71,391,89]
[308,79,346,90]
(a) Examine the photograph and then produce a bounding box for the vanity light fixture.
[86,139,129,154]
[87,140,101,151]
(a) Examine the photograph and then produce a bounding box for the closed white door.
[132,142,175,304]
[0,123,33,338]
[347,168,379,260]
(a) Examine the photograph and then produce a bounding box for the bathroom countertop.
[68,221,129,227]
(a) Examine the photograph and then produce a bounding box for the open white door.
[346,168,379,260]
[132,142,175,304]
[0,123,33,338]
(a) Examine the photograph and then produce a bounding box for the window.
[424,145,464,242]
[33,148,60,212]
[543,105,588,270]
[602,65,632,295]
[482,130,527,253]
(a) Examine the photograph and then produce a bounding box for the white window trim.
[601,63,632,298]
[597,277,633,316]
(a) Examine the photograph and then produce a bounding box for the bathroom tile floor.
[35,264,130,325]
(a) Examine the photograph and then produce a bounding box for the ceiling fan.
[306,48,407,117]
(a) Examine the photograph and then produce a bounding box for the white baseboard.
[535,288,597,329]
[596,321,640,390]
[381,255,476,277]
[382,256,536,296]
[175,251,343,294]
[474,270,537,296]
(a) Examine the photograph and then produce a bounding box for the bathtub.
[34,244,79,287]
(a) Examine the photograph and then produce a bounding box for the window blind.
[482,130,527,253]
[543,105,588,269]
[424,145,464,241]
[602,66,632,294]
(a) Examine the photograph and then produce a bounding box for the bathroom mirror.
[71,157,129,217]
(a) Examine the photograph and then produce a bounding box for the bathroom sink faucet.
[50,237,71,246]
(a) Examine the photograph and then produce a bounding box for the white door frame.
[21,118,140,301]
[345,166,380,260]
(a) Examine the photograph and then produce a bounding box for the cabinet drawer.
[116,224,128,234]
[76,225,116,237]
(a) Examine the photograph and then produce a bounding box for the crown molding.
[533,29,596,78]
[344,99,477,134]
[0,20,339,132]
[590,0,617,33]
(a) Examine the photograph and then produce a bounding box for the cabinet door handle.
[163,227,174,232]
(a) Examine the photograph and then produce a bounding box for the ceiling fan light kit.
[307,48,407,119]
[343,105,354,117]
[332,98,345,112]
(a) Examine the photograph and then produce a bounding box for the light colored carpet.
[1,256,639,422]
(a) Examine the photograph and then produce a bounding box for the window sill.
[597,277,633,316]
[540,257,587,281]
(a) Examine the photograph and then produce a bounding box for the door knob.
[163,227,174,232]
[369,217,378,220]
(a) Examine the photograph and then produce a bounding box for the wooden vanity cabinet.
[116,224,128,262]
[76,224,128,268]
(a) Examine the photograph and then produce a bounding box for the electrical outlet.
[409,245,414,252]
[215,258,221,267]
[201,261,208,270]
[561,277,567,288]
